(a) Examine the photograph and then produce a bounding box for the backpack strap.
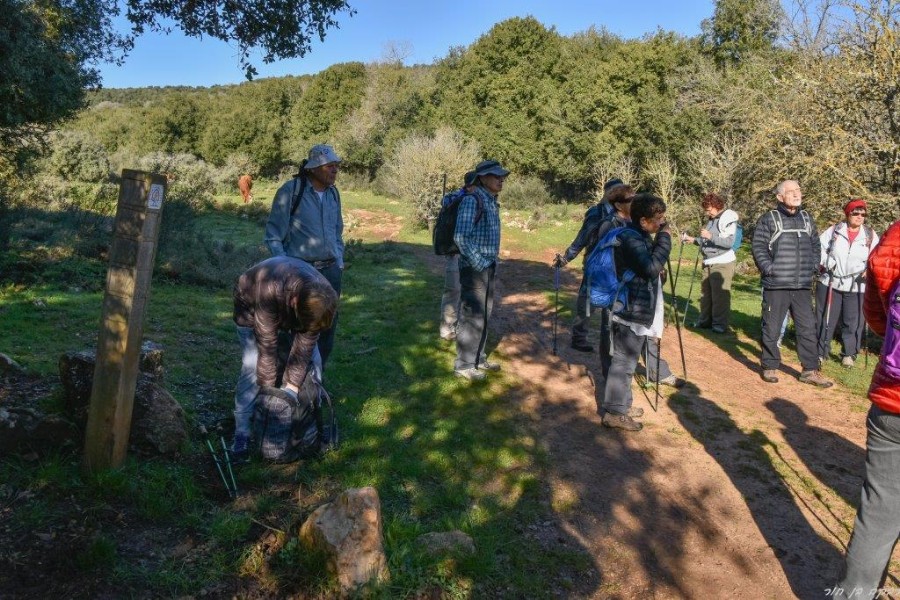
[290,159,310,217]
[767,210,783,251]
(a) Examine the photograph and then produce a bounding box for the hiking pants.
[698,261,735,330]
[835,405,900,599]
[572,275,592,345]
[815,284,864,360]
[602,322,644,415]
[599,318,672,384]
[440,255,461,338]
[315,263,342,369]
[455,263,496,371]
[234,327,322,438]
[761,288,819,372]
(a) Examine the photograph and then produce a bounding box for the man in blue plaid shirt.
[453,160,508,381]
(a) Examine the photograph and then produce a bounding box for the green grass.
[0,190,870,596]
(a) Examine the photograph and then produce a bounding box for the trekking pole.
[666,254,688,379]
[200,426,235,498]
[818,275,835,361]
[669,238,685,324]
[220,436,239,496]
[553,255,561,356]
[681,251,701,329]
[654,336,662,412]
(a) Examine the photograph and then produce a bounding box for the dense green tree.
[701,0,783,67]
[288,62,367,161]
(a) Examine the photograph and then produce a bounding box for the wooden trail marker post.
[83,170,166,473]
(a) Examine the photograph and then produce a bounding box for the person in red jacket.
[834,219,900,598]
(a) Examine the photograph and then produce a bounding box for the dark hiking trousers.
[316,263,342,368]
[815,284,864,359]
[455,263,496,371]
[761,288,818,371]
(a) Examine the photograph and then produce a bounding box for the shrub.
[498,175,552,210]
[47,130,110,183]
[213,153,260,194]
[128,152,217,209]
[385,127,480,227]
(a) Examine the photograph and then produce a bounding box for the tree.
[701,0,783,66]
[1,0,353,163]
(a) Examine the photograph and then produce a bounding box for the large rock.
[58,342,187,456]
[0,352,25,377]
[299,486,389,595]
[0,406,77,455]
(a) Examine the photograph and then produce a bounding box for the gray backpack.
[253,368,337,463]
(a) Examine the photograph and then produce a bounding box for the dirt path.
[406,225,885,599]
[484,248,880,599]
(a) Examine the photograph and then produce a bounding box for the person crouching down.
[230,256,338,460]
[602,194,672,432]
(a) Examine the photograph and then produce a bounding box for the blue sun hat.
[306,144,342,169]
[473,159,509,178]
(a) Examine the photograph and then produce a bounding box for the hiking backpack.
[767,209,812,251]
[253,367,337,463]
[880,276,900,381]
[584,226,636,310]
[433,190,483,255]
[731,222,744,251]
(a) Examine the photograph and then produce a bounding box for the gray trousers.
[836,404,900,599]
[440,255,460,338]
[316,263,342,368]
[572,276,592,345]
[455,263,495,371]
[697,261,735,329]
[602,322,646,415]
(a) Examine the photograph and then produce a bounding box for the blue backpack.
[731,223,744,251]
[585,226,636,310]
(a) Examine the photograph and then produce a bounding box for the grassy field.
[0,187,874,596]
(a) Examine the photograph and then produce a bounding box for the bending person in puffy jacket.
[231,256,338,458]
[601,193,672,432]
[751,179,832,388]
[816,199,879,366]
[834,219,900,598]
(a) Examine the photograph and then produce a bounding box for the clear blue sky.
[99,0,715,89]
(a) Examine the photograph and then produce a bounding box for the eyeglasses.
[850,211,867,216]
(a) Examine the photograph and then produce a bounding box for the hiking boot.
[711,325,727,334]
[454,367,486,381]
[692,321,711,329]
[841,355,856,368]
[761,369,779,383]
[627,406,644,418]
[659,375,686,388]
[602,412,643,431]
[440,329,457,341]
[230,434,251,464]
[799,370,833,388]
[571,340,595,353]
[479,360,501,372]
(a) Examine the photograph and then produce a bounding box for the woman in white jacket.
[816,199,879,366]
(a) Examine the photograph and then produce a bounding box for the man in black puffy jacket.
[601,194,672,431]
[751,180,832,388]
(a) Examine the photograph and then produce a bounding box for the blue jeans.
[233,326,322,437]
[835,404,900,598]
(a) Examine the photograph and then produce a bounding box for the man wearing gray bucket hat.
[265,144,345,370]
[453,159,508,381]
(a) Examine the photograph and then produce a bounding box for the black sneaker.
[571,341,594,352]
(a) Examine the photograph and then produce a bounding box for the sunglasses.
[850,210,867,216]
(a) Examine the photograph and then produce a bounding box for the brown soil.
[476,248,887,599]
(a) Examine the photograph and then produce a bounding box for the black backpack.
[433,190,483,255]
[253,368,337,463]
